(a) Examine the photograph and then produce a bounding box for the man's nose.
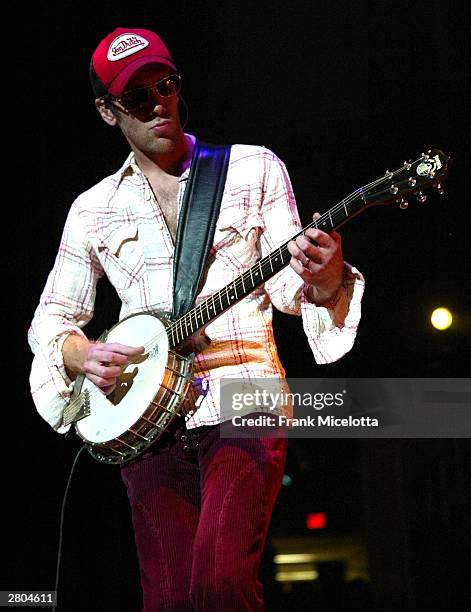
[149,87,166,109]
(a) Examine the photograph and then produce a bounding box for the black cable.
[52,444,87,611]
[179,94,189,130]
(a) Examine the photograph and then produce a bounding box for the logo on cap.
[107,33,150,62]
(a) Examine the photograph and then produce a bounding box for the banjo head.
[76,313,169,444]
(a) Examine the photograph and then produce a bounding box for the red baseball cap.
[90,27,177,97]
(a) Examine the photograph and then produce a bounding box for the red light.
[306,512,327,530]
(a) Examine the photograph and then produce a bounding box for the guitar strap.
[172,140,231,320]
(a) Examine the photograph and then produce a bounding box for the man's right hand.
[62,334,145,394]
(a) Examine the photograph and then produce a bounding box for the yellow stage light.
[431,307,453,330]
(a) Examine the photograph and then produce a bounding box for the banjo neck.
[166,148,449,350]
[167,204,353,349]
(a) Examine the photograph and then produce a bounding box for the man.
[29,27,364,611]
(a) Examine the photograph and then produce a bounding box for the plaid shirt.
[28,141,364,433]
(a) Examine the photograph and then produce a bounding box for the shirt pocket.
[97,224,147,290]
[213,207,264,270]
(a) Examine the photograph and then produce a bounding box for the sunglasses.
[109,74,182,112]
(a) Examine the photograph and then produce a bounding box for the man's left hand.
[287,212,345,306]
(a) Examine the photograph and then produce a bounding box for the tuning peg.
[397,197,409,210]
[435,182,445,195]
[416,191,427,203]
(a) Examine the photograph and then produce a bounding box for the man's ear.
[95,98,118,126]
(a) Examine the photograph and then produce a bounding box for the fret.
[205,299,210,322]
[273,249,281,262]
[188,309,194,333]
[343,200,348,217]
[173,325,180,346]
[218,289,224,312]
[328,210,333,228]
[280,246,288,265]
[187,311,194,333]
[268,253,274,273]
[241,271,246,293]
[257,261,264,280]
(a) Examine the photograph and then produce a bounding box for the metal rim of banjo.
[77,349,194,465]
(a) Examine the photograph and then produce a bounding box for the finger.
[85,362,122,380]
[100,383,117,396]
[330,230,342,244]
[99,343,145,355]
[295,235,324,264]
[305,260,323,275]
[90,349,129,366]
[290,257,314,282]
[304,227,333,248]
[288,240,310,266]
[86,373,119,388]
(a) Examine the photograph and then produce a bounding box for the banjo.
[63,149,450,464]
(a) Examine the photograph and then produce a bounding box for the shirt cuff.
[300,263,365,363]
[30,328,87,433]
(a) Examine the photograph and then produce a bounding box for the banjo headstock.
[362,149,451,210]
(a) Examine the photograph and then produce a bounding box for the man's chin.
[150,136,178,154]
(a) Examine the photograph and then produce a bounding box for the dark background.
[10,1,470,610]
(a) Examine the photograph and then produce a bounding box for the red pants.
[120,422,287,611]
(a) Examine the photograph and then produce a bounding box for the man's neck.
[133,133,194,179]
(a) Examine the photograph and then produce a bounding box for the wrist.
[62,334,92,379]
[307,285,342,308]
[306,263,348,308]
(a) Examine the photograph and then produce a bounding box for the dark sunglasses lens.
[120,89,149,110]
[156,75,181,97]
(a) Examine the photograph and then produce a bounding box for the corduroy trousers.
[120,420,287,611]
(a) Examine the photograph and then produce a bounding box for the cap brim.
[108,55,177,95]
